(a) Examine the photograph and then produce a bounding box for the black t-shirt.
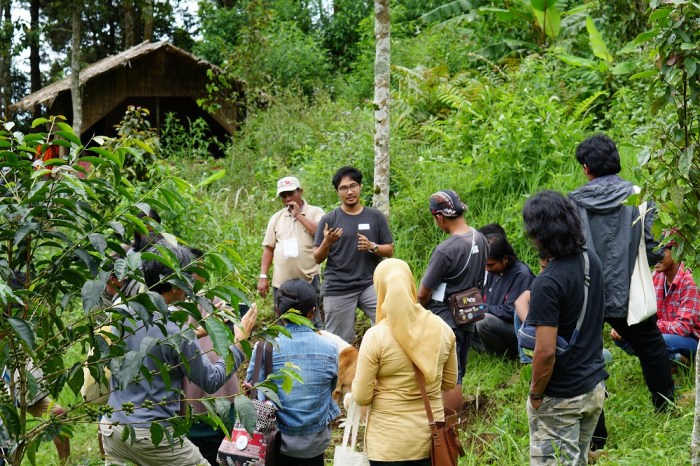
[526,250,608,398]
[313,206,393,295]
[421,229,488,328]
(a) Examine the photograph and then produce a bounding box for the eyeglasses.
[338,183,360,194]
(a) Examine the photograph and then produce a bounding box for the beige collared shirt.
[262,200,324,288]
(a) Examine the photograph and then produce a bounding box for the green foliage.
[634,1,700,272]
[108,106,161,182]
[160,113,219,160]
[0,116,297,465]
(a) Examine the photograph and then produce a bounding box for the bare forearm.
[375,243,394,258]
[313,242,330,264]
[295,214,318,236]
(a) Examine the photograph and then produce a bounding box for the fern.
[571,90,606,120]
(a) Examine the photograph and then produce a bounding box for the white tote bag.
[333,400,369,466]
[627,201,658,326]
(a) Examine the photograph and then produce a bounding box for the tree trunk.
[70,3,82,135]
[143,0,154,42]
[29,0,41,120]
[372,0,390,216]
[0,0,11,120]
[693,337,700,465]
[123,0,136,48]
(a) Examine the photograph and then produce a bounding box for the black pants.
[188,434,224,466]
[607,316,675,409]
[592,316,675,449]
[370,460,431,466]
[278,452,324,466]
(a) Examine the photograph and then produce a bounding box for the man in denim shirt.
[247,279,340,465]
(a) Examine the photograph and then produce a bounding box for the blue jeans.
[514,314,532,363]
[615,333,698,359]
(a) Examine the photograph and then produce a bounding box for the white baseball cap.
[276,176,301,195]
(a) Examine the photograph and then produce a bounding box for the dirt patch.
[458,393,498,458]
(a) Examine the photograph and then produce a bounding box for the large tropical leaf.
[420,0,481,24]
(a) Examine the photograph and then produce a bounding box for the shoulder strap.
[413,364,435,424]
[574,251,591,333]
[249,341,266,400]
[445,230,477,281]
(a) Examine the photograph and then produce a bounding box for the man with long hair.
[523,190,607,465]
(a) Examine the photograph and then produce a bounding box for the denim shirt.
[246,324,340,436]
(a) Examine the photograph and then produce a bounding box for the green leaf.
[478,7,524,22]
[150,422,164,447]
[533,5,561,39]
[8,317,35,350]
[132,139,154,155]
[75,248,99,277]
[0,404,21,435]
[611,61,638,75]
[685,57,697,78]
[420,0,477,23]
[204,316,231,358]
[54,130,82,146]
[234,395,257,436]
[196,169,227,189]
[649,6,672,22]
[88,233,108,255]
[586,16,613,63]
[31,117,51,128]
[557,53,596,69]
[81,271,109,314]
[67,362,84,396]
[629,69,658,80]
[679,145,694,178]
[280,311,313,328]
[149,355,173,390]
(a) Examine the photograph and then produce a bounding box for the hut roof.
[12,41,221,112]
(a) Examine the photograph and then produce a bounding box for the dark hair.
[142,242,195,294]
[483,232,517,264]
[133,206,163,252]
[137,206,161,224]
[522,191,585,258]
[575,134,621,177]
[478,223,507,239]
[276,279,317,317]
[332,166,363,190]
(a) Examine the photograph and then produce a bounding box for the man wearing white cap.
[259,176,325,323]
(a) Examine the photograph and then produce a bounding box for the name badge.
[283,238,299,258]
[358,223,370,231]
[471,244,479,254]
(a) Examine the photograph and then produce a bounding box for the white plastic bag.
[627,201,657,326]
[333,400,369,466]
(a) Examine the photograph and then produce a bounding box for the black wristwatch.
[529,392,544,401]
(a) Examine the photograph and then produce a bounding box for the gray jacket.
[569,175,663,319]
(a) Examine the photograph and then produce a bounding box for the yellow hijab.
[374,258,446,383]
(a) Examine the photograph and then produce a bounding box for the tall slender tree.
[143,0,154,42]
[0,0,12,120]
[70,1,82,134]
[372,0,390,216]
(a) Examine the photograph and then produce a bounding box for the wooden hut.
[11,41,243,148]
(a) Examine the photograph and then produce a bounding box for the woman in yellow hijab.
[352,258,458,465]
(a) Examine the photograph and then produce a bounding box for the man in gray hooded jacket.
[569,134,675,449]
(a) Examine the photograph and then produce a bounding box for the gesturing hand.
[323,223,343,244]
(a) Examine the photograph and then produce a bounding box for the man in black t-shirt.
[313,166,394,343]
[522,190,607,465]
